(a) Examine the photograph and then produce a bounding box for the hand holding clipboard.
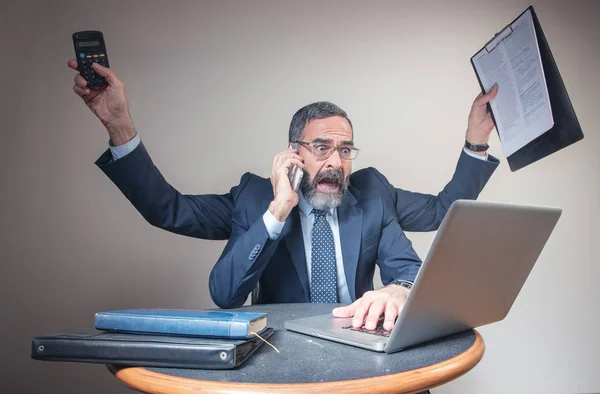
[471,6,583,172]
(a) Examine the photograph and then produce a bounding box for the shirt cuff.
[109,134,141,160]
[262,210,286,240]
[462,147,488,161]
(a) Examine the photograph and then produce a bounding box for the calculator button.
[79,53,85,59]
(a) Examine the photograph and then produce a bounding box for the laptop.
[284,200,562,353]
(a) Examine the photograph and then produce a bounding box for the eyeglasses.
[294,141,359,160]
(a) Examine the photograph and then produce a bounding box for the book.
[31,328,274,369]
[94,309,267,339]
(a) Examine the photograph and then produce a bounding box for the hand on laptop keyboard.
[343,316,392,337]
[332,285,410,331]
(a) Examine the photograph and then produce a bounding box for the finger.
[482,83,499,102]
[74,74,87,88]
[288,153,303,162]
[332,300,360,318]
[91,63,122,87]
[290,157,305,168]
[274,159,305,187]
[273,151,299,169]
[278,158,305,173]
[73,84,90,97]
[276,151,303,165]
[67,59,78,70]
[272,153,279,173]
[364,300,386,330]
[352,298,372,328]
[382,302,400,331]
[474,83,498,106]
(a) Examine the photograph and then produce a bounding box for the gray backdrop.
[1,0,598,393]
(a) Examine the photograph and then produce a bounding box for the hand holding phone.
[287,143,303,192]
[268,145,303,222]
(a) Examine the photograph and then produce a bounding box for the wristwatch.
[388,280,413,290]
[464,140,489,152]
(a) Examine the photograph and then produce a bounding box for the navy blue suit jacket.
[96,143,498,307]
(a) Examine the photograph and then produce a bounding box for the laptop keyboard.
[342,317,392,337]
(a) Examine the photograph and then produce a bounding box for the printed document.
[472,9,553,157]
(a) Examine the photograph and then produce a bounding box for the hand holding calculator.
[69,31,135,145]
[72,31,110,87]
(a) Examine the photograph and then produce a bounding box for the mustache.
[314,169,343,183]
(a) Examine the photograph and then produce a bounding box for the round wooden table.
[108,304,484,394]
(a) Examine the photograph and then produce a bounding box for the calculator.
[72,31,110,87]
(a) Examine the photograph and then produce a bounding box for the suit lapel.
[281,208,310,301]
[337,188,363,301]
[261,187,362,302]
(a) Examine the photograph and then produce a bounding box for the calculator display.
[78,41,100,48]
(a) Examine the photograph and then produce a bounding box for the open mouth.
[316,178,340,193]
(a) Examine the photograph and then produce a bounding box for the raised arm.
[388,149,499,231]
[69,59,234,240]
[96,141,236,240]
[383,86,501,231]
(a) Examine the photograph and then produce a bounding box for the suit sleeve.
[208,198,281,309]
[375,205,423,286]
[96,141,236,240]
[372,149,499,232]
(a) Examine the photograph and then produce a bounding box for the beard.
[300,168,349,210]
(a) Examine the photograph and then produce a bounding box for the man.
[69,60,499,330]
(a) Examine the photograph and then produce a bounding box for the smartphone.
[287,143,303,192]
[72,30,110,87]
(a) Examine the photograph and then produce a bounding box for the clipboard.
[471,6,584,172]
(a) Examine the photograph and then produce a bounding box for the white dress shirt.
[263,193,352,303]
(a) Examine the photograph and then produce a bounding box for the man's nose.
[324,149,342,169]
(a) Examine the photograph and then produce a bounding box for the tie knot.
[312,209,328,219]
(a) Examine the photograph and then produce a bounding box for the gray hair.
[288,101,353,143]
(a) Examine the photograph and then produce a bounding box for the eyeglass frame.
[293,140,360,160]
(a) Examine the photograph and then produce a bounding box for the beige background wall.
[1,0,598,393]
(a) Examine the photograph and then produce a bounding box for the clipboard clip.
[485,25,514,53]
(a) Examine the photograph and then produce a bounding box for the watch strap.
[464,140,489,152]
[388,279,413,290]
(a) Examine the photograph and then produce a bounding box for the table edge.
[107,330,485,394]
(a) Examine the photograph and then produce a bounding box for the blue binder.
[94,309,268,339]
